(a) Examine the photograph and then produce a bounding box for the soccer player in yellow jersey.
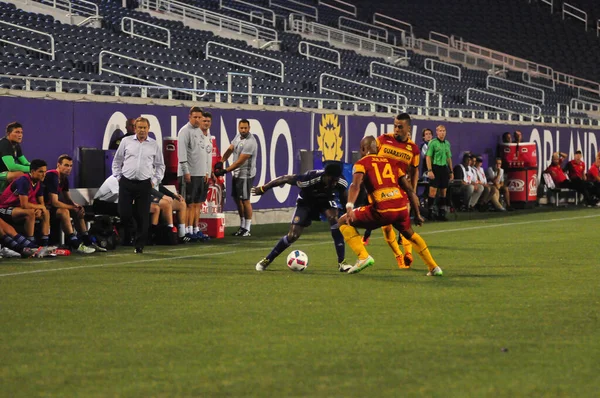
[373,113,421,269]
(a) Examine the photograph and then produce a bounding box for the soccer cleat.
[232,228,245,236]
[0,246,22,258]
[426,266,444,276]
[396,255,409,269]
[134,248,144,254]
[89,242,108,252]
[403,252,413,268]
[338,259,352,272]
[348,256,375,274]
[255,257,271,271]
[362,236,370,245]
[180,233,195,243]
[77,243,96,254]
[20,247,37,258]
[240,230,251,237]
[195,231,210,241]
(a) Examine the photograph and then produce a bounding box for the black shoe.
[134,248,143,254]
[233,228,247,237]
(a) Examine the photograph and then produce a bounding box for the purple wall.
[1,96,598,211]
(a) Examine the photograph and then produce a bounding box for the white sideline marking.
[1,213,599,278]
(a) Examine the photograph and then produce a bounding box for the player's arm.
[399,176,424,225]
[19,194,44,210]
[222,153,250,174]
[221,144,234,163]
[409,165,418,191]
[48,192,76,209]
[17,154,30,166]
[346,172,364,210]
[252,174,298,196]
[1,155,29,172]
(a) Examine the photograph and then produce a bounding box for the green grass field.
[1,208,599,397]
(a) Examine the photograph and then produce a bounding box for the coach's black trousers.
[118,177,152,250]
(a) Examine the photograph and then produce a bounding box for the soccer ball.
[286,250,309,272]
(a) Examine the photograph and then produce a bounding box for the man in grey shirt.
[215,119,257,237]
[177,107,212,241]
[112,117,165,253]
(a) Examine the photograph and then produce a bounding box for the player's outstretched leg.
[256,225,303,271]
[339,224,374,274]
[382,224,406,269]
[402,230,443,276]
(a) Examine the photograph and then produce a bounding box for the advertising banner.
[1,96,598,211]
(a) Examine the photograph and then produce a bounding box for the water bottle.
[55,249,71,256]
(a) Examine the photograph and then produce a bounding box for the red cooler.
[501,142,538,208]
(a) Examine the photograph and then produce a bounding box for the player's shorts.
[179,176,208,204]
[430,164,451,189]
[352,205,411,232]
[291,200,338,227]
[151,194,161,205]
[232,176,253,201]
[0,206,14,222]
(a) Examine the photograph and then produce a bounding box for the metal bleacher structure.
[0,0,599,125]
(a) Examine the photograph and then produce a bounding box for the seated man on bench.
[45,154,104,254]
[0,159,50,247]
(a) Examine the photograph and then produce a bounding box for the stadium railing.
[140,0,278,43]
[219,0,277,27]
[298,41,341,68]
[424,58,462,81]
[120,17,171,48]
[318,0,356,17]
[486,75,546,104]
[269,0,318,21]
[205,41,286,82]
[372,13,412,47]
[466,88,543,120]
[337,16,388,43]
[98,51,208,101]
[0,19,55,60]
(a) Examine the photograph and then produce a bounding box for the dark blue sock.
[41,235,49,247]
[68,233,79,249]
[80,232,92,246]
[17,234,37,248]
[330,225,345,263]
[2,235,19,250]
[266,235,291,262]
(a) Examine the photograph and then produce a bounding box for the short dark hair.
[396,113,411,124]
[190,106,203,115]
[421,128,432,139]
[30,159,47,171]
[324,162,343,178]
[575,150,582,155]
[502,132,512,143]
[462,153,472,162]
[239,119,250,126]
[57,154,72,164]
[6,122,22,135]
[202,111,212,120]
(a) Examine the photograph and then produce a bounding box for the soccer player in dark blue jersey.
[252,162,351,272]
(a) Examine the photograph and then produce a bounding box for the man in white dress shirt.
[112,117,165,253]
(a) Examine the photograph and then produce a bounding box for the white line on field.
[0,213,598,278]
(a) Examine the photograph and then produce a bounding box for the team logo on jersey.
[317,114,343,161]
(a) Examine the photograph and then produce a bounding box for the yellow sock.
[400,235,413,255]
[409,232,438,271]
[340,224,369,260]
[382,224,403,258]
